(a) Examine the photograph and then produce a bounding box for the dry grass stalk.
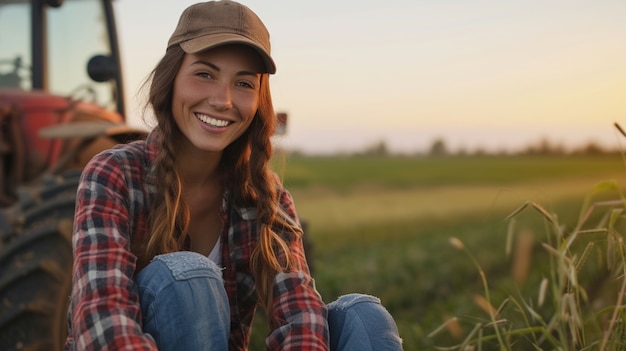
[538,277,549,307]
[473,294,499,320]
[428,316,464,340]
[512,229,534,284]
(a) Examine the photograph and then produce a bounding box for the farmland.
[249,154,626,350]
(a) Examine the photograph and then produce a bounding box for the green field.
[249,154,626,350]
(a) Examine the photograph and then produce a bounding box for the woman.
[65,1,402,350]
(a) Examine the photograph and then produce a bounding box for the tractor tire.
[0,170,81,351]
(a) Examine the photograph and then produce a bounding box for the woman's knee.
[137,251,222,288]
[135,251,230,350]
[140,251,223,280]
[136,251,226,303]
[328,293,392,323]
[327,293,403,350]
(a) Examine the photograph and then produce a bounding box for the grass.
[273,154,626,190]
[245,154,626,350]
[430,185,626,350]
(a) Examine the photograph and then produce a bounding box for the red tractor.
[0,0,145,349]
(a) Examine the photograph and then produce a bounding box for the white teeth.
[197,114,230,127]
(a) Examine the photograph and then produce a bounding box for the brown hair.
[142,45,299,310]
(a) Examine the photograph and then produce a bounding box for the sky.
[114,0,626,154]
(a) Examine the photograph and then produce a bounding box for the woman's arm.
[66,151,157,350]
[265,188,330,351]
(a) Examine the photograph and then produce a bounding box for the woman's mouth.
[196,113,231,127]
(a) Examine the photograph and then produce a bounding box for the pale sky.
[114,1,626,154]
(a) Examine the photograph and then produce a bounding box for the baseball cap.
[167,1,276,74]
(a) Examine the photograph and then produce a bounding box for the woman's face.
[172,44,263,153]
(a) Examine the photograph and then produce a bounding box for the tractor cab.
[0,0,143,206]
[0,0,124,110]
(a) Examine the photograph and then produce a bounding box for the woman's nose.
[208,83,233,111]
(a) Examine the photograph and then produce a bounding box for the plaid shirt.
[65,130,329,350]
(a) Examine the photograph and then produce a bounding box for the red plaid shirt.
[65,130,329,350]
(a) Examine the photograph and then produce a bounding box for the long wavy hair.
[142,45,300,310]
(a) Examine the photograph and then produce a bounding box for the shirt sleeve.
[65,151,157,350]
[265,188,330,351]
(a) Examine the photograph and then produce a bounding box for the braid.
[145,127,190,259]
[246,77,298,311]
[142,46,189,260]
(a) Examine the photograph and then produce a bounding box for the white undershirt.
[207,236,222,265]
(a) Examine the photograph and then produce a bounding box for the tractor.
[0,0,146,349]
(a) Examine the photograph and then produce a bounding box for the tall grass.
[431,180,626,350]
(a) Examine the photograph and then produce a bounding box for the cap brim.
[179,33,276,74]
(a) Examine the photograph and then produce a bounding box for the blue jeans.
[135,251,403,351]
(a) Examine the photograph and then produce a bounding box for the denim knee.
[327,293,403,351]
[136,251,224,299]
[150,251,223,280]
[135,251,230,351]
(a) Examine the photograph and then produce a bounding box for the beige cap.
[167,1,276,74]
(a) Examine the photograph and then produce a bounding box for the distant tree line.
[348,137,623,157]
[278,123,626,157]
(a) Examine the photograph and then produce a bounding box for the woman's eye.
[196,71,213,79]
[237,81,255,89]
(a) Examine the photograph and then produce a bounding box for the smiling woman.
[64,1,403,351]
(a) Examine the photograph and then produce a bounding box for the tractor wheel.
[0,170,81,351]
